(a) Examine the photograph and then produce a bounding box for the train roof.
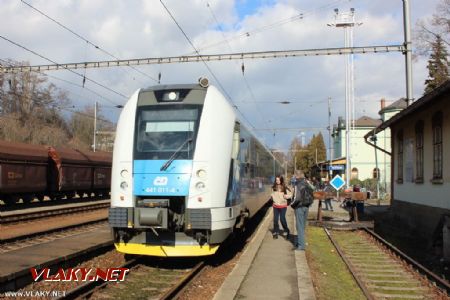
[0,140,49,162]
[83,151,112,165]
[51,147,112,166]
[140,84,206,93]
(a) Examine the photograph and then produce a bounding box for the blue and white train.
[109,78,284,257]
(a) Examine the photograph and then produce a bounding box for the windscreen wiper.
[160,138,193,171]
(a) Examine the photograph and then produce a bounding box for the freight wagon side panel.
[60,165,93,191]
[0,162,47,193]
[93,167,111,190]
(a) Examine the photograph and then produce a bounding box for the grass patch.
[306,226,365,300]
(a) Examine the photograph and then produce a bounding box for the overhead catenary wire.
[0,58,122,109]
[205,1,269,128]
[20,0,158,84]
[0,34,127,104]
[2,45,405,72]
[159,0,257,130]
[192,0,350,54]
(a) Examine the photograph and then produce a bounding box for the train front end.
[109,81,237,257]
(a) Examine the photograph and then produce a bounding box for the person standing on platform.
[270,176,291,239]
[290,170,315,251]
[323,180,334,211]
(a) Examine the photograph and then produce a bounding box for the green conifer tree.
[424,34,450,94]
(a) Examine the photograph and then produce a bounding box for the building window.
[397,130,403,183]
[351,167,358,180]
[373,168,380,179]
[415,121,424,183]
[432,112,443,181]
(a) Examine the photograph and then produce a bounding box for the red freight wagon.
[0,141,49,203]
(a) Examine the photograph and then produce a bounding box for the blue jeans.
[273,207,289,234]
[325,198,333,210]
[295,206,309,249]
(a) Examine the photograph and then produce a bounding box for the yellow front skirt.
[114,242,220,257]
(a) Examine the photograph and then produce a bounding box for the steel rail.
[2,45,405,73]
[363,227,450,295]
[0,202,109,224]
[57,256,141,300]
[159,261,206,300]
[323,227,376,300]
[0,219,107,246]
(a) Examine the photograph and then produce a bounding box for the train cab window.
[134,105,202,160]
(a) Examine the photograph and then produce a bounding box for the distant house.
[366,81,450,255]
[331,99,405,192]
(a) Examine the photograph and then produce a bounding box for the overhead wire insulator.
[158,72,161,84]
[241,62,245,75]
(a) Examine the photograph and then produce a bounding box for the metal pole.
[373,136,380,204]
[328,97,332,180]
[350,22,355,131]
[285,161,288,181]
[294,155,297,173]
[403,0,413,105]
[345,26,351,187]
[93,101,97,152]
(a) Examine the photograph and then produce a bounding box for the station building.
[367,81,450,257]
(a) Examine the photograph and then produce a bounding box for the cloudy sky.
[0,0,441,152]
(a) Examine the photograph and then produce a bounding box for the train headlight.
[196,169,207,178]
[120,181,128,190]
[120,169,129,178]
[198,77,209,88]
[195,181,205,190]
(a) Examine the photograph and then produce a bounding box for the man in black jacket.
[291,170,314,251]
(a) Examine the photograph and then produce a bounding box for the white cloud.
[92,16,123,46]
[0,0,442,151]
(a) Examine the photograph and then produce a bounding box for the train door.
[226,122,241,206]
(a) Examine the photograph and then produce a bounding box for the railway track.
[0,219,108,253]
[57,205,271,299]
[324,227,449,300]
[0,200,110,225]
[60,258,205,300]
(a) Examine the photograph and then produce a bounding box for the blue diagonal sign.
[330,174,345,191]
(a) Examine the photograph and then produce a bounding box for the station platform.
[214,198,375,300]
[0,224,112,293]
[214,205,316,300]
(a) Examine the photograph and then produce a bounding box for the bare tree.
[69,105,115,151]
[415,0,450,56]
[0,60,72,145]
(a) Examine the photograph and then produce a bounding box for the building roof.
[354,116,382,127]
[315,157,346,166]
[366,80,450,138]
[379,98,408,115]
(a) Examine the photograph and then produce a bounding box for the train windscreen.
[134,105,202,160]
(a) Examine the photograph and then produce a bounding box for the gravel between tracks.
[178,252,242,300]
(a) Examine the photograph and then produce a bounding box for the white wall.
[392,97,450,210]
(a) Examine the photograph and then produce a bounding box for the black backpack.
[290,180,314,209]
